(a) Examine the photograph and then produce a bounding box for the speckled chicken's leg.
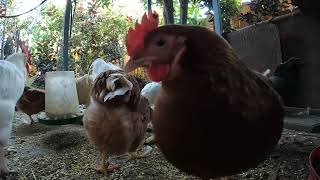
[145,134,156,145]
[29,115,34,124]
[96,152,120,175]
[96,152,108,174]
[127,151,147,161]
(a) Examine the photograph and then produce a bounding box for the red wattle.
[147,64,170,82]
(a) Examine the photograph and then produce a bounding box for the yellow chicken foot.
[127,151,147,161]
[96,152,108,174]
[29,115,34,124]
[95,152,120,175]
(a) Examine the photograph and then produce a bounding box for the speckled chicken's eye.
[155,38,166,47]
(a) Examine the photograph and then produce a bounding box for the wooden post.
[212,0,222,36]
[62,0,72,71]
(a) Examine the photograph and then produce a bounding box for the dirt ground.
[4,112,320,180]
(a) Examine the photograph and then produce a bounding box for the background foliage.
[29,0,133,75]
[1,0,292,84]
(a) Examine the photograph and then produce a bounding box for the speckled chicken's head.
[124,11,187,82]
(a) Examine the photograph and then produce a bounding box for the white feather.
[0,54,27,147]
[87,58,121,82]
[103,73,133,102]
[262,69,271,77]
[141,82,161,110]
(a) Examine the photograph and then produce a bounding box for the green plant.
[141,0,208,25]
[69,0,133,75]
[19,0,133,77]
[220,0,241,32]
[96,0,113,8]
[239,0,292,24]
[31,3,63,64]
[197,0,241,33]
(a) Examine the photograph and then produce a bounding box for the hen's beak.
[124,56,157,73]
[125,57,144,72]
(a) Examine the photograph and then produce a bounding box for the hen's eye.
[155,38,166,47]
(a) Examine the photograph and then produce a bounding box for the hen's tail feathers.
[91,70,141,108]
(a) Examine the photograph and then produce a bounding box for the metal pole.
[62,0,72,71]
[147,0,151,11]
[212,0,222,36]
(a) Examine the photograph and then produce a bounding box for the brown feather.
[16,87,45,116]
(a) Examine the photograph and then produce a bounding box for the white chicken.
[141,82,161,110]
[0,52,29,176]
[140,81,161,145]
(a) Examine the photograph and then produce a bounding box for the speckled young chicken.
[83,69,152,175]
[124,11,284,179]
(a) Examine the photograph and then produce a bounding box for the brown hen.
[124,12,284,180]
[16,86,45,124]
[83,69,152,175]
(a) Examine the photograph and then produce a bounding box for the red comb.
[18,40,32,64]
[126,10,159,56]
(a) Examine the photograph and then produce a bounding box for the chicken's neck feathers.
[103,74,133,102]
